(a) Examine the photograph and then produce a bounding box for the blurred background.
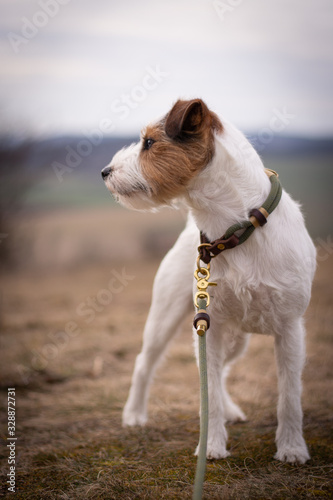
[0,0,332,271]
[1,3,333,497]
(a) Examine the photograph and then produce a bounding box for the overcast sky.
[1,0,333,138]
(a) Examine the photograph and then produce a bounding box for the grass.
[4,416,332,499]
[0,208,332,499]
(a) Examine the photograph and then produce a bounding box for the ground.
[0,208,332,499]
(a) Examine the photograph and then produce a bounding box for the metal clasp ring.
[194,291,210,308]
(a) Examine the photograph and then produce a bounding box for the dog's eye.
[143,138,155,151]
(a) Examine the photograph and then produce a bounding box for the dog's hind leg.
[122,219,197,427]
[221,334,249,423]
[274,318,310,464]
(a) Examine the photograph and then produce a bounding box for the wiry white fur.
[104,142,156,211]
[104,114,316,464]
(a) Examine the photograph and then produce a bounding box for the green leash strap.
[193,297,209,500]
[193,333,208,500]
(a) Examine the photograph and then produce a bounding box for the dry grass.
[0,208,332,499]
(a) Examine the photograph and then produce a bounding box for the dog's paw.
[224,402,247,423]
[207,447,231,460]
[274,444,310,464]
[122,410,147,427]
[195,443,231,460]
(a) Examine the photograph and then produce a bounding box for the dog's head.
[101,98,222,210]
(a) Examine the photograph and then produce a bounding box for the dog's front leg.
[122,223,197,427]
[274,318,310,464]
[194,323,231,459]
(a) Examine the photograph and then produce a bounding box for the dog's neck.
[184,122,272,241]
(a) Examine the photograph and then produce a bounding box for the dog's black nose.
[101,166,112,180]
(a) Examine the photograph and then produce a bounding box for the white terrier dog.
[101,98,316,464]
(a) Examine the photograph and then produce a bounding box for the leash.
[191,168,282,499]
[198,169,282,264]
[193,259,215,500]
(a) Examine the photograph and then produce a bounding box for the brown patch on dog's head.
[139,99,223,203]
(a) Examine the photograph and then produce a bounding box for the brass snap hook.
[194,265,210,281]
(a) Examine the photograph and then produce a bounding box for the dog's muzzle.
[101,166,112,180]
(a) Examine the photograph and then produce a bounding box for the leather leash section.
[199,168,282,264]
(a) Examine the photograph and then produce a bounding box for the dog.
[101,98,316,464]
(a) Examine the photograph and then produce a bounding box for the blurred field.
[0,205,332,499]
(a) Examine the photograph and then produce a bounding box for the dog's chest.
[204,276,281,335]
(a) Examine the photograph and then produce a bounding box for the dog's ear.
[165,99,209,139]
